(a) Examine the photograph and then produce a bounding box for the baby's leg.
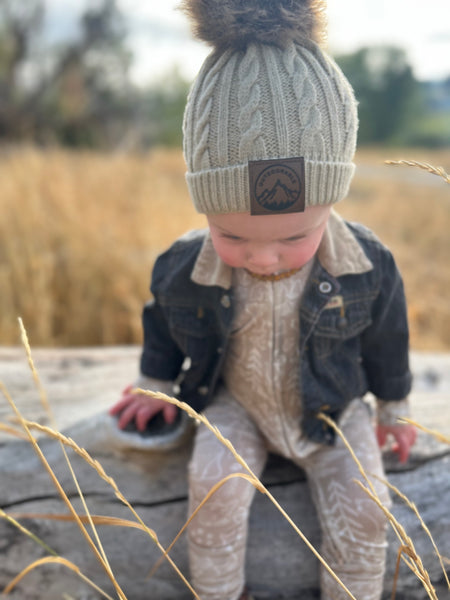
[188,387,267,600]
[302,399,391,600]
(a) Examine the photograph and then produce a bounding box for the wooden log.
[0,413,449,600]
[0,348,449,599]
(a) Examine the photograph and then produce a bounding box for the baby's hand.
[109,384,177,431]
[376,423,417,463]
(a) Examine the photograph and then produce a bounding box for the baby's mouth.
[245,267,302,281]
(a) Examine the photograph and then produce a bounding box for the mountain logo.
[249,157,305,215]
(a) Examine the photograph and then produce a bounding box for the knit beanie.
[181,0,358,215]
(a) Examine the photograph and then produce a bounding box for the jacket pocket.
[168,306,217,360]
[311,300,372,359]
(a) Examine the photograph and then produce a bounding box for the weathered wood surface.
[0,347,449,600]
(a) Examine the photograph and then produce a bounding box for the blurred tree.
[0,0,45,137]
[335,46,423,144]
[47,0,134,147]
[2,10,439,151]
[0,0,135,147]
[138,68,190,147]
[403,76,450,147]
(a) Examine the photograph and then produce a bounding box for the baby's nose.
[247,245,278,268]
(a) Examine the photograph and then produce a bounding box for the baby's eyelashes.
[220,233,245,242]
[281,235,306,243]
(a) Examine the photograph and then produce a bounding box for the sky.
[44,0,450,85]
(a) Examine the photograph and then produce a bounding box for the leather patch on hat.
[248,157,305,215]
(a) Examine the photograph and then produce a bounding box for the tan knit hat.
[181,0,358,215]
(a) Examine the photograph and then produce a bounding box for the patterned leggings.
[187,392,391,600]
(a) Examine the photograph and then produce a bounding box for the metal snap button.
[181,356,192,371]
[198,386,209,395]
[173,383,181,395]
[319,281,332,294]
[221,294,231,308]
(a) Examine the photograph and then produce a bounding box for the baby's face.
[207,205,331,276]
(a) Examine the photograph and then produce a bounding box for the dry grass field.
[0,145,448,350]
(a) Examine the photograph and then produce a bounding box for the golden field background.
[0,146,449,350]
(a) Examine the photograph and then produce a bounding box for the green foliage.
[335,46,423,145]
[393,110,450,148]
[139,70,190,147]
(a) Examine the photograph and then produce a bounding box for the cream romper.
[137,213,406,600]
[186,212,393,600]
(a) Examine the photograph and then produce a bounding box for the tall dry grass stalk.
[339,147,450,351]
[0,380,125,600]
[17,317,123,596]
[4,556,117,600]
[135,388,359,600]
[399,418,450,445]
[319,413,449,600]
[0,146,205,347]
[0,321,199,599]
[1,146,449,350]
[137,388,449,600]
[0,326,449,598]
[384,160,450,184]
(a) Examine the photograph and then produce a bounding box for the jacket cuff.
[140,349,182,381]
[376,398,410,426]
[370,371,412,402]
[134,374,175,398]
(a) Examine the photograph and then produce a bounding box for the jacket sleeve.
[361,246,412,402]
[376,398,410,425]
[140,299,184,381]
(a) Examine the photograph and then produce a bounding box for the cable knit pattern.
[183,37,358,213]
[316,50,343,156]
[286,45,325,156]
[185,51,230,172]
[237,44,265,159]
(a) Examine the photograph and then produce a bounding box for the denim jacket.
[140,216,412,444]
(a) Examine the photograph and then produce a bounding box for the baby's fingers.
[109,395,133,416]
[391,426,417,463]
[394,437,409,464]
[376,427,387,449]
[116,401,141,430]
[135,404,160,431]
[376,424,417,463]
[162,403,178,425]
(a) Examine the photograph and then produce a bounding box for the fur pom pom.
[180,0,327,51]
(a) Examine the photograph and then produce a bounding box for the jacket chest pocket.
[311,300,372,359]
[168,306,216,359]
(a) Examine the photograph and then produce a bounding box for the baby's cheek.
[222,250,244,268]
[293,236,323,267]
[213,241,243,268]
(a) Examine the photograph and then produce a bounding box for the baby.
[110,1,416,599]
